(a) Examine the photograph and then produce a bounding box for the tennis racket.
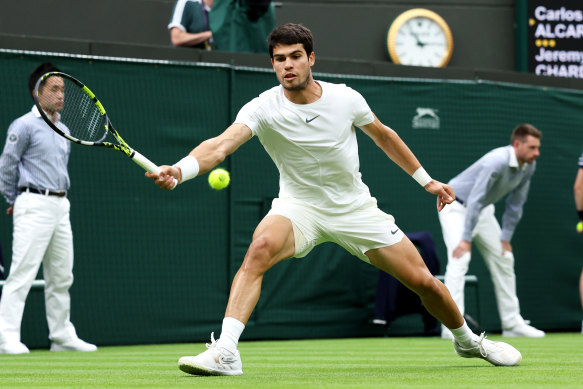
[33,71,175,185]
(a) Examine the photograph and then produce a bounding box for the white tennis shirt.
[235,81,375,212]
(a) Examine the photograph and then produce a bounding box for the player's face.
[514,135,541,165]
[38,76,65,115]
[271,43,315,91]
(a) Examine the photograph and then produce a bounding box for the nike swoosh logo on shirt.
[305,115,320,123]
[390,229,399,235]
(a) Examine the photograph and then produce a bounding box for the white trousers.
[0,192,78,345]
[438,201,523,330]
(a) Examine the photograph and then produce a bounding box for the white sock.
[450,321,478,347]
[217,317,245,352]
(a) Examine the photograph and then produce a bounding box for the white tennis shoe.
[0,341,29,354]
[50,337,97,352]
[502,322,545,338]
[453,332,522,366]
[178,332,243,376]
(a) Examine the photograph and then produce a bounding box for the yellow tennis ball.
[208,168,230,190]
[577,221,583,233]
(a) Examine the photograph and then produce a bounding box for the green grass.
[0,333,581,388]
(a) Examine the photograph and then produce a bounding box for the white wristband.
[173,155,200,183]
[412,167,432,187]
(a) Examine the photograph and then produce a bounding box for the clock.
[387,8,454,68]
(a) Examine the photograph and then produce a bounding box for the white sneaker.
[0,341,30,354]
[178,332,243,376]
[502,322,545,338]
[453,332,522,366]
[50,338,97,352]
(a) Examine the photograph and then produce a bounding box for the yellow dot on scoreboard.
[542,39,549,47]
[529,18,535,26]
[549,40,556,47]
[535,39,542,47]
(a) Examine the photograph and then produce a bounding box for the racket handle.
[131,150,160,173]
[132,150,178,189]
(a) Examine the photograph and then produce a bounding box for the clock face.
[387,9,453,68]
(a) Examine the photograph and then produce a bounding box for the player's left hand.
[424,180,455,212]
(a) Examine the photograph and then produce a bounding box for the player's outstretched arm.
[360,115,454,211]
[191,123,253,175]
[360,115,421,175]
[146,123,252,190]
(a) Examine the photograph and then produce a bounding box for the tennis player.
[148,23,522,375]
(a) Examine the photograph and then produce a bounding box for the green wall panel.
[0,51,581,349]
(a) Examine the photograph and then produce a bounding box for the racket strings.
[57,78,109,143]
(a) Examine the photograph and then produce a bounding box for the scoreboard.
[518,1,583,78]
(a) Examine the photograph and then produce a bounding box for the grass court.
[0,333,581,388]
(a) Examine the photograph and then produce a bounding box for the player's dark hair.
[268,23,314,58]
[511,123,542,144]
[28,62,60,93]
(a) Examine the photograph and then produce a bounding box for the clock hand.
[409,31,426,47]
[421,41,445,46]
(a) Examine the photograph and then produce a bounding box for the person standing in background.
[0,240,4,282]
[209,0,275,53]
[168,0,214,50]
[574,152,583,333]
[0,63,96,354]
[438,124,545,339]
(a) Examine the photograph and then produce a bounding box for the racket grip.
[131,150,160,173]
[132,150,178,189]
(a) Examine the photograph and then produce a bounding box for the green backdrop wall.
[0,50,581,349]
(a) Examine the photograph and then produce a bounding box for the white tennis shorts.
[267,197,405,263]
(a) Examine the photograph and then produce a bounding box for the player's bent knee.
[243,237,278,273]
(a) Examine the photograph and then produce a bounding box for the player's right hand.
[145,165,180,190]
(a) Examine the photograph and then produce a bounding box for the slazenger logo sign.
[412,107,440,129]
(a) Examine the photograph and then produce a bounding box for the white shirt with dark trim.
[168,0,209,33]
[235,81,375,212]
[449,145,536,242]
